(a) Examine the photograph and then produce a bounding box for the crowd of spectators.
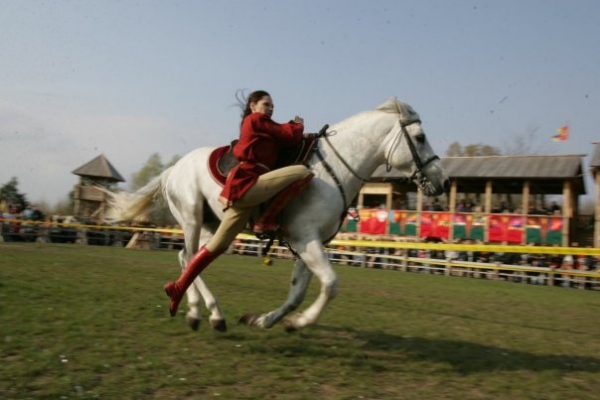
[422,198,563,216]
[0,204,45,241]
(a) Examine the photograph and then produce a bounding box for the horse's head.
[379,99,450,196]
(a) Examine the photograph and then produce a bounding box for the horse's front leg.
[239,258,313,328]
[283,239,338,331]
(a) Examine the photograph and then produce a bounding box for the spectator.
[548,201,561,215]
[31,205,44,221]
[560,252,575,288]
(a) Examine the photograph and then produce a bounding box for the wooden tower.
[72,154,125,221]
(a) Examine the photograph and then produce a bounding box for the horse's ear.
[394,97,401,114]
[395,100,420,124]
[375,97,398,113]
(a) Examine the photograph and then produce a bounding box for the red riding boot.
[164,246,222,317]
[254,173,314,234]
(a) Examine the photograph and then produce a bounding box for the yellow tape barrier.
[2,218,599,256]
[327,239,600,256]
[0,218,182,234]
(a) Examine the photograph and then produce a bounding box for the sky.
[1,0,598,206]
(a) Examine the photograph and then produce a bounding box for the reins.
[321,134,371,184]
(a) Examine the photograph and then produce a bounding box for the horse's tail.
[103,167,173,223]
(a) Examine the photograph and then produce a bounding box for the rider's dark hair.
[236,89,271,124]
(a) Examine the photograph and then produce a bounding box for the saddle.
[207,137,319,187]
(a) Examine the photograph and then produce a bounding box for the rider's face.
[250,95,274,117]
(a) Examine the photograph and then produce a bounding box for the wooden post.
[386,185,392,236]
[596,172,600,248]
[522,180,530,245]
[484,180,493,242]
[448,180,457,241]
[357,191,365,208]
[73,186,81,216]
[562,181,571,247]
[416,187,423,238]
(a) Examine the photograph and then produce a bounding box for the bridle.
[318,119,438,192]
[393,119,440,187]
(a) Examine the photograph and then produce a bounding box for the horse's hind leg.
[176,249,202,330]
[239,259,313,329]
[177,222,226,332]
[191,223,226,332]
[167,192,225,331]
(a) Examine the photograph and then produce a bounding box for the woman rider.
[164,90,314,316]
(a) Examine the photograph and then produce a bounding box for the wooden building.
[360,154,588,246]
[71,154,125,221]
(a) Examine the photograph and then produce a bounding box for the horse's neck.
[320,115,392,201]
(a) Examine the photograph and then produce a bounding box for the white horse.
[104,98,449,332]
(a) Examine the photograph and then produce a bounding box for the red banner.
[345,208,563,244]
[358,209,388,234]
[421,212,451,239]
[488,214,524,243]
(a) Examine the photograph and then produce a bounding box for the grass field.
[1,243,599,399]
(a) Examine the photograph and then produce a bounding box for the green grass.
[1,243,599,399]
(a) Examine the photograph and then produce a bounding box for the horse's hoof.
[210,318,227,332]
[238,313,259,326]
[186,316,200,331]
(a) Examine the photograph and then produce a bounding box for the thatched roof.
[372,154,586,195]
[440,154,584,179]
[72,154,125,182]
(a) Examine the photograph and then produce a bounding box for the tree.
[165,155,181,169]
[0,177,28,211]
[129,153,181,226]
[445,142,463,156]
[445,142,501,157]
[502,127,551,155]
[131,153,164,190]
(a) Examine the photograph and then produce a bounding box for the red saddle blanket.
[208,137,318,187]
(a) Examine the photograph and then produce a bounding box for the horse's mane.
[375,97,420,125]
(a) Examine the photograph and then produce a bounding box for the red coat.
[219,113,304,207]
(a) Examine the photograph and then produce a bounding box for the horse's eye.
[416,133,426,143]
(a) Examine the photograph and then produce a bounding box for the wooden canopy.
[372,154,586,196]
[360,154,589,245]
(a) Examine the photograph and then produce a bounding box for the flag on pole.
[551,125,569,141]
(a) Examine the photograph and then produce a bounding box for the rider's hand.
[293,116,304,125]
